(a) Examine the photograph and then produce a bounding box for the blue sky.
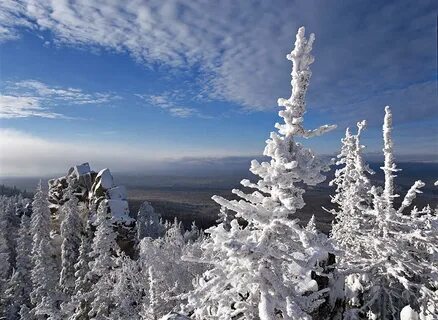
[0,0,436,176]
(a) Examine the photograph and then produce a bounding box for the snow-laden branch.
[397,180,425,214]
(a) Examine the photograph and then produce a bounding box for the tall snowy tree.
[87,200,120,319]
[69,229,93,320]
[59,187,83,295]
[110,254,143,320]
[329,121,374,255]
[137,201,164,240]
[0,198,12,309]
[30,181,61,319]
[139,266,159,320]
[186,27,337,319]
[337,107,438,319]
[3,213,33,319]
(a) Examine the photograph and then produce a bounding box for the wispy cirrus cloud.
[1,79,120,119]
[136,92,205,118]
[0,95,65,119]
[9,80,119,105]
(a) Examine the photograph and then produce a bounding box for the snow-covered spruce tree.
[0,196,22,281]
[139,265,164,320]
[138,219,206,318]
[328,121,374,257]
[60,187,83,296]
[110,254,143,320]
[3,213,33,319]
[30,181,61,319]
[9,196,27,265]
[0,198,12,311]
[139,237,179,319]
[137,201,165,240]
[184,221,201,243]
[185,27,337,320]
[69,227,93,320]
[86,200,120,319]
[337,107,438,319]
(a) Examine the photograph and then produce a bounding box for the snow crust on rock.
[105,199,132,222]
[72,163,91,178]
[107,186,127,200]
[94,168,114,191]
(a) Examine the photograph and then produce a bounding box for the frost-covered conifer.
[88,201,118,275]
[139,266,159,320]
[60,187,83,295]
[3,213,33,319]
[338,107,438,319]
[186,27,337,319]
[183,221,201,243]
[87,201,119,319]
[68,229,93,320]
[0,196,23,299]
[165,218,185,247]
[137,201,164,240]
[381,106,400,213]
[329,121,374,255]
[110,254,143,319]
[74,233,92,294]
[30,182,61,319]
[0,199,12,305]
[137,219,206,318]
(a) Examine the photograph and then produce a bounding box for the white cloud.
[137,92,202,118]
[1,0,298,109]
[0,0,435,120]
[1,80,120,118]
[0,95,65,119]
[10,80,118,105]
[0,1,32,41]
[167,107,196,118]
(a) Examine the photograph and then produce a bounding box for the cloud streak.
[8,80,119,105]
[137,92,206,118]
[0,95,65,119]
[1,79,120,119]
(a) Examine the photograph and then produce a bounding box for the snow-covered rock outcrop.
[48,163,131,223]
[48,163,135,254]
